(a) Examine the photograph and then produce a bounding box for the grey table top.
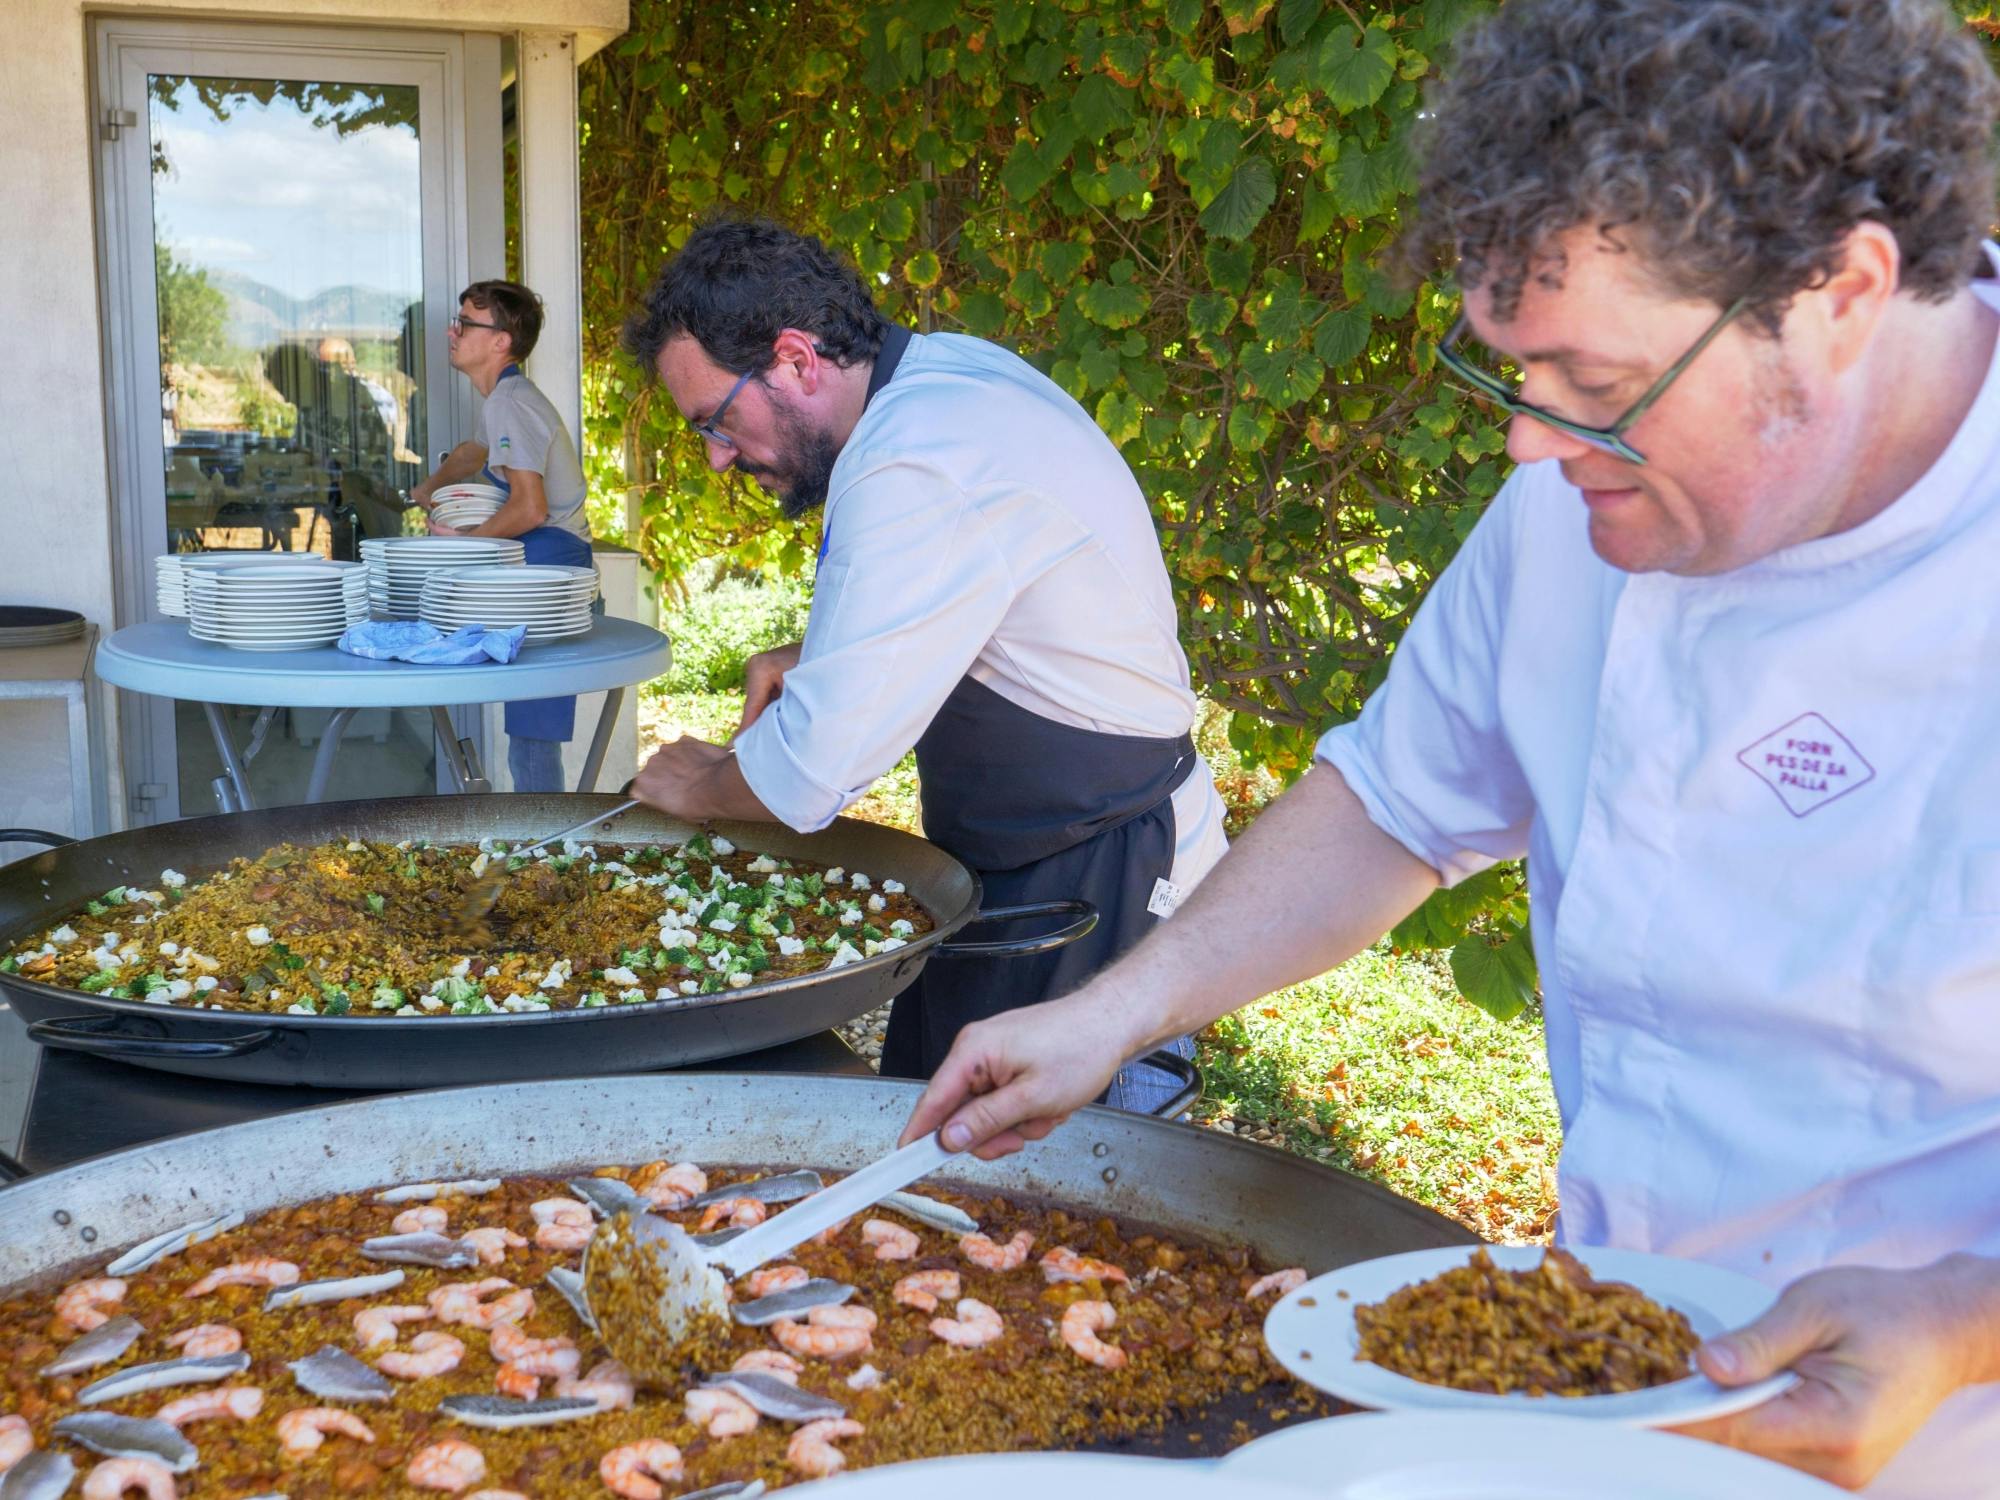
[95,617,672,709]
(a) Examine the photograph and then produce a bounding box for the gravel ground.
[836,1003,891,1069]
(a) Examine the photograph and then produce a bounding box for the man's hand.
[900,986,1139,1159]
[426,515,465,536]
[631,736,776,824]
[739,643,804,733]
[1673,1255,2000,1489]
[409,481,436,511]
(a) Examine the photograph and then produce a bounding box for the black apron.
[879,677,1197,1078]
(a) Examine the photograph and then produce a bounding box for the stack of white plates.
[361,536,526,619]
[156,552,335,618]
[418,563,598,644]
[186,561,367,652]
[429,483,505,530]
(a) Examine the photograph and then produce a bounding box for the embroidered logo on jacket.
[1735,712,1876,817]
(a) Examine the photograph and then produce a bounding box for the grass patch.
[638,685,1560,1243]
[1197,947,1560,1243]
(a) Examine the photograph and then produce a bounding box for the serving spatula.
[451,791,640,933]
[587,1131,958,1382]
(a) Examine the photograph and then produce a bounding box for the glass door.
[96,22,502,821]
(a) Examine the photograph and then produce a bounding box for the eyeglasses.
[692,367,758,449]
[1435,295,1750,465]
[449,316,503,335]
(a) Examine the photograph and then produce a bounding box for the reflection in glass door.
[99,24,500,820]
[145,74,440,811]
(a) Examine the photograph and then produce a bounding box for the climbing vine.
[580,0,2000,1016]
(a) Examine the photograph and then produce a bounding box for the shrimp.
[153,1385,263,1427]
[56,1277,127,1332]
[553,1359,635,1412]
[374,1330,465,1379]
[493,1363,540,1401]
[0,1416,32,1473]
[1040,1246,1129,1285]
[1246,1267,1307,1300]
[730,1349,802,1381]
[860,1218,920,1261]
[164,1324,241,1358]
[635,1160,706,1210]
[893,1269,961,1312]
[80,1457,177,1500]
[928,1297,1004,1348]
[184,1258,300,1297]
[276,1407,375,1458]
[458,1227,528,1265]
[598,1440,682,1500]
[684,1387,760,1438]
[428,1278,533,1329]
[696,1196,767,1232]
[811,1215,853,1246]
[407,1438,486,1493]
[529,1198,593,1252]
[1059,1299,1127,1370]
[487,1321,578,1367]
[354,1303,430,1350]
[491,1342,578,1378]
[745,1264,809,1298]
[786,1418,864,1479]
[392,1205,449,1235]
[959,1229,1035,1272]
[771,1304,876,1360]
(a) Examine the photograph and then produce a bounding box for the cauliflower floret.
[245,926,271,947]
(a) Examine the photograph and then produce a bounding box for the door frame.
[93,16,503,822]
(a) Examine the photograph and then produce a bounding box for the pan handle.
[937,899,1098,959]
[25,1014,279,1061]
[0,1149,30,1183]
[1134,1048,1204,1120]
[0,829,76,849]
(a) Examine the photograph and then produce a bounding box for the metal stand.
[430,706,492,793]
[575,686,622,793]
[304,708,358,802]
[200,702,256,812]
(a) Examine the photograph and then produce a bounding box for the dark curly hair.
[1404,0,2000,330]
[623,217,890,376]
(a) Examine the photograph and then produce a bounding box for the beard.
[733,392,842,519]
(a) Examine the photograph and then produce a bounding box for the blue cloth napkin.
[337,620,526,665]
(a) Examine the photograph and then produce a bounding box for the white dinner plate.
[1219,1412,1844,1498]
[815,1451,1311,1499]
[1262,1246,1797,1427]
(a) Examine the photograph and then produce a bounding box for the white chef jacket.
[1318,252,2000,1497]
[734,330,1229,892]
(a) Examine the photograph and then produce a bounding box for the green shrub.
[658,574,815,694]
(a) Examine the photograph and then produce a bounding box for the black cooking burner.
[0,1004,870,1176]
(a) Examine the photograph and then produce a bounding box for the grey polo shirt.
[479,366,591,541]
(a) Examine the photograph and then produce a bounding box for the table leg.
[576,686,623,794]
[430,706,492,794]
[305,708,358,802]
[200,702,257,812]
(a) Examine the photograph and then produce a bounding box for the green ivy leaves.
[1200,156,1277,241]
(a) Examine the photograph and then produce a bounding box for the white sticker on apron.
[1147,877,1186,919]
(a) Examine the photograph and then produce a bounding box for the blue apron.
[839,331,1200,1079]
[483,366,590,742]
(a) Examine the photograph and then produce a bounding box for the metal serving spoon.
[451,791,640,933]
[585,1131,958,1384]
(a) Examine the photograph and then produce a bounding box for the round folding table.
[96,617,672,810]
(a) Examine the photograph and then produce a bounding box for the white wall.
[0,0,626,840]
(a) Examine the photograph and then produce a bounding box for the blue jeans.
[1103,1032,1198,1117]
[509,735,566,793]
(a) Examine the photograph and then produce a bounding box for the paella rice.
[0,1164,1327,1496]
[2,835,931,1018]
[1352,1246,1700,1397]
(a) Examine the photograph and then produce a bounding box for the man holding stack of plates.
[906,1,2000,1493]
[411,280,595,791]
